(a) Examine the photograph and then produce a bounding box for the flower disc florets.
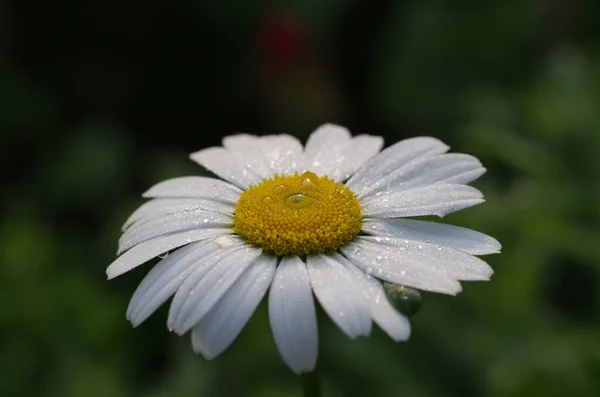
[233,171,362,256]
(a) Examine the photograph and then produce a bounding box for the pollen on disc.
[233,171,362,256]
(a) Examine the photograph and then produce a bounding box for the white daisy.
[107,124,500,374]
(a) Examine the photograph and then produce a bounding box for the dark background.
[2,1,600,396]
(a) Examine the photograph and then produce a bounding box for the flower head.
[107,124,501,374]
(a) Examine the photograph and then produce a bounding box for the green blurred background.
[2,1,600,396]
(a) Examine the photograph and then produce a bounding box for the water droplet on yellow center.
[233,171,362,256]
[285,193,314,209]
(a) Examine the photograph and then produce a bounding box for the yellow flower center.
[233,171,362,256]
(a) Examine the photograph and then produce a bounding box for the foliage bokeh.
[2,1,600,396]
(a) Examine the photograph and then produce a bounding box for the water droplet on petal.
[383,283,423,317]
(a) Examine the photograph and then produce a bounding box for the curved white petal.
[358,235,493,281]
[126,240,222,326]
[344,236,494,288]
[142,176,242,202]
[269,256,318,374]
[167,244,263,335]
[340,237,463,295]
[359,153,486,198]
[306,254,372,339]
[305,124,351,159]
[106,229,230,279]
[328,135,384,182]
[347,137,449,194]
[304,124,383,181]
[164,239,244,327]
[189,147,263,189]
[223,134,274,178]
[191,253,277,359]
[334,253,410,341]
[304,124,351,174]
[360,183,484,218]
[123,198,234,231]
[362,218,501,255]
[258,135,305,175]
[118,210,233,254]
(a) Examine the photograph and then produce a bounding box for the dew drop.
[273,184,287,196]
[285,193,314,209]
[300,171,319,189]
[262,196,273,203]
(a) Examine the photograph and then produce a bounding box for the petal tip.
[106,268,118,280]
[191,336,215,359]
[390,327,411,342]
[450,284,463,295]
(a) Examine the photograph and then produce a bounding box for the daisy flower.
[107,124,500,374]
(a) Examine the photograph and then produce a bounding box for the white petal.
[126,240,221,326]
[189,147,263,189]
[328,135,384,182]
[164,239,244,327]
[143,176,242,202]
[362,218,501,255]
[359,153,486,198]
[340,238,463,295]
[347,137,449,194]
[167,244,263,335]
[303,125,383,181]
[258,135,305,175]
[307,254,372,338]
[304,124,351,159]
[269,256,318,374]
[106,229,231,279]
[358,235,493,281]
[346,236,494,288]
[304,123,351,175]
[118,209,232,254]
[361,183,484,218]
[123,198,234,230]
[223,134,273,178]
[334,254,410,341]
[191,253,277,359]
